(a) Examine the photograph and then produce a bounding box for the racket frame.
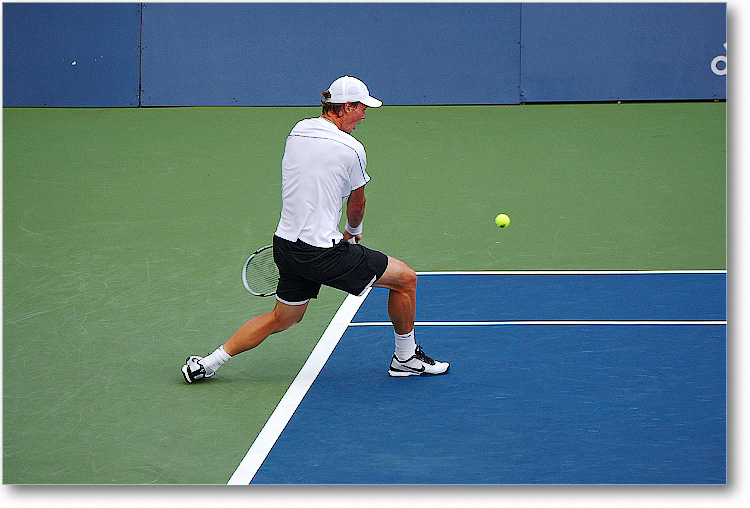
[241,244,277,297]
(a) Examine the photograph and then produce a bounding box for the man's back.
[275,117,369,248]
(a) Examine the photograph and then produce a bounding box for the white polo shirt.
[274,117,370,248]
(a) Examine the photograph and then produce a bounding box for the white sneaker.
[388,345,450,377]
[181,356,214,383]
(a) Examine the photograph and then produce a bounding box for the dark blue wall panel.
[140,2,521,106]
[520,3,726,102]
[2,3,141,107]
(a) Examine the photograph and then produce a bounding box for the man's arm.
[343,185,366,244]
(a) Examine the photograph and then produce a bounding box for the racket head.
[242,245,278,296]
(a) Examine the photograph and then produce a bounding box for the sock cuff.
[217,345,231,361]
[394,329,417,359]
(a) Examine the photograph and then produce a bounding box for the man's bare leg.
[223,301,308,355]
[373,256,449,376]
[182,301,307,382]
[373,256,417,335]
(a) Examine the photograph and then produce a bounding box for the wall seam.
[138,3,143,107]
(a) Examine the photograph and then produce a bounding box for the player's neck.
[321,113,345,132]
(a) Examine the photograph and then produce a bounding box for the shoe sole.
[388,364,450,377]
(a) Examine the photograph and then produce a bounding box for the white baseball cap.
[325,76,382,108]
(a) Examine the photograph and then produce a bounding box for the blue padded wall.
[2,3,726,107]
[3,2,141,107]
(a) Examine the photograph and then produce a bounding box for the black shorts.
[272,235,389,305]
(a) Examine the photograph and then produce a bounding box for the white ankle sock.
[394,330,416,361]
[202,345,231,374]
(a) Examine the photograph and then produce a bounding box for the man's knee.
[271,303,306,332]
[375,257,418,293]
[394,263,417,293]
[403,267,417,291]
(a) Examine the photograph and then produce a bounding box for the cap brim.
[361,96,382,108]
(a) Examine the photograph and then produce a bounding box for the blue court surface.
[242,272,726,484]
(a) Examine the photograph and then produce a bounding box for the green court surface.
[2,102,725,484]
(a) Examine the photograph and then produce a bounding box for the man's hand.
[343,231,362,244]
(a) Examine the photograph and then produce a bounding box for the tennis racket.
[241,245,278,297]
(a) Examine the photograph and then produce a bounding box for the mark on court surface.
[229,271,726,484]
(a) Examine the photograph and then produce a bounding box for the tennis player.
[182,76,449,383]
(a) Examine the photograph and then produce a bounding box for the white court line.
[227,288,371,485]
[415,270,727,275]
[350,320,727,326]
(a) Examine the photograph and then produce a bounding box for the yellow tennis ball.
[495,213,510,228]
